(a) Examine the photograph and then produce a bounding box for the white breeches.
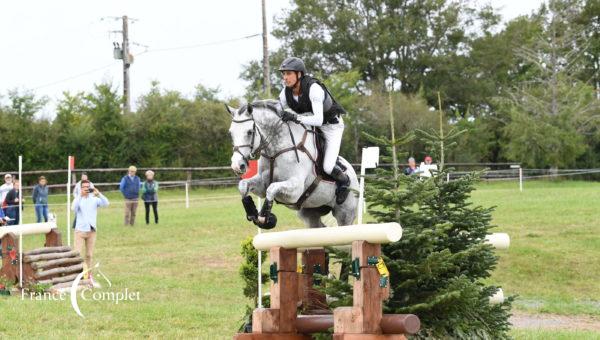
[320,117,345,174]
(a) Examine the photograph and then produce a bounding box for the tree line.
[1,0,598,174]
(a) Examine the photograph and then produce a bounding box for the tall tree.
[272,0,499,105]
[500,0,600,168]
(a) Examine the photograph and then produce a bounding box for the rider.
[278,57,350,204]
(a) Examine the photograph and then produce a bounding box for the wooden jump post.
[1,221,86,290]
[235,223,421,340]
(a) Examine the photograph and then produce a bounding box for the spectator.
[403,157,419,176]
[0,174,13,214]
[32,176,49,223]
[119,165,141,226]
[0,207,8,226]
[4,179,23,225]
[420,155,438,178]
[72,180,109,287]
[73,173,95,198]
[142,170,159,225]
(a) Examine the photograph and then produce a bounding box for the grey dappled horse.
[227,99,358,229]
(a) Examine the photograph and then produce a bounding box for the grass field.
[0,180,599,339]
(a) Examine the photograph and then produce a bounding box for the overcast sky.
[0,0,543,116]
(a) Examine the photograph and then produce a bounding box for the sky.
[0,0,544,116]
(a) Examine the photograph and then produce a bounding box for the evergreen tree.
[322,127,513,338]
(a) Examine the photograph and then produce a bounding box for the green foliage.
[238,236,269,332]
[324,129,514,338]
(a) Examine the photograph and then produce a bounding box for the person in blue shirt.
[119,165,141,226]
[32,176,49,223]
[72,179,109,286]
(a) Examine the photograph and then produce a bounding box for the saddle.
[314,128,345,183]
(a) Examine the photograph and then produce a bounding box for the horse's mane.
[237,99,281,117]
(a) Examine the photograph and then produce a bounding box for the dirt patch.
[511,311,600,331]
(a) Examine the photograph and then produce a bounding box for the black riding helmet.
[278,57,306,74]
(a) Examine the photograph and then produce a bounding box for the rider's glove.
[281,110,300,123]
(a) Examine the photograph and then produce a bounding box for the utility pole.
[261,0,271,97]
[122,15,131,114]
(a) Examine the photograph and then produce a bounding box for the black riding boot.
[330,165,350,205]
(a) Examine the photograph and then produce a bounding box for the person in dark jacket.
[32,176,49,223]
[142,170,159,225]
[119,165,141,226]
[4,179,23,225]
[403,157,419,176]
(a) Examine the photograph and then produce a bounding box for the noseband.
[231,116,266,165]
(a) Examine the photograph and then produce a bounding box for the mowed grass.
[474,181,600,316]
[0,180,598,338]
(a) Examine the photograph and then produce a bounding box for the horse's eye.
[247,130,253,136]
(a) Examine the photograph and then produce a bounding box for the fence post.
[18,155,23,288]
[185,181,190,209]
[519,167,523,192]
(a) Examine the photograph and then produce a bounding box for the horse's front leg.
[239,174,267,223]
[256,177,304,229]
[238,173,267,198]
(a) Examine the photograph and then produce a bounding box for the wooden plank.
[333,307,364,333]
[25,246,71,256]
[333,335,406,340]
[352,241,383,333]
[271,271,298,333]
[44,229,62,247]
[270,247,297,272]
[234,333,310,340]
[24,250,80,263]
[31,256,83,270]
[352,240,381,270]
[37,273,80,285]
[50,279,90,290]
[252,308,280,333]
[34,263,83,279]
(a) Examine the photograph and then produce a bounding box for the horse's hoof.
[256,213,277,229]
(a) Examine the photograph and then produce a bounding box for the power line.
[29,33,262,91]
[32,63,117,90]
[135,33,261,55]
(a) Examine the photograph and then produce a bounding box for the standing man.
[72,180,109,287]
[0,174,13,214]
[119,165,141,226]
[32,176,49,223]
[4,179,22,225]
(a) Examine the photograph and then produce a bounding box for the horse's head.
[227,103,260,175]
[227,100,283,175]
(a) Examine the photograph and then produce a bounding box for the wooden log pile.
[1,228,88,291]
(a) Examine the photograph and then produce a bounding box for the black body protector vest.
[284,76,346,124]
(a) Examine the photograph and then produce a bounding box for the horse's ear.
[224,104,236,116]
[247,103,253,114]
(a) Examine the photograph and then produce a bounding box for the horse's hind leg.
[298,208,327,229]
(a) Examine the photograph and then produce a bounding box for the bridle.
[231,116,267,166]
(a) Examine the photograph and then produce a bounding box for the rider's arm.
[278,89,289,110]
[297,84,324,127]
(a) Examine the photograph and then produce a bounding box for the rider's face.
[282,71,299,88]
